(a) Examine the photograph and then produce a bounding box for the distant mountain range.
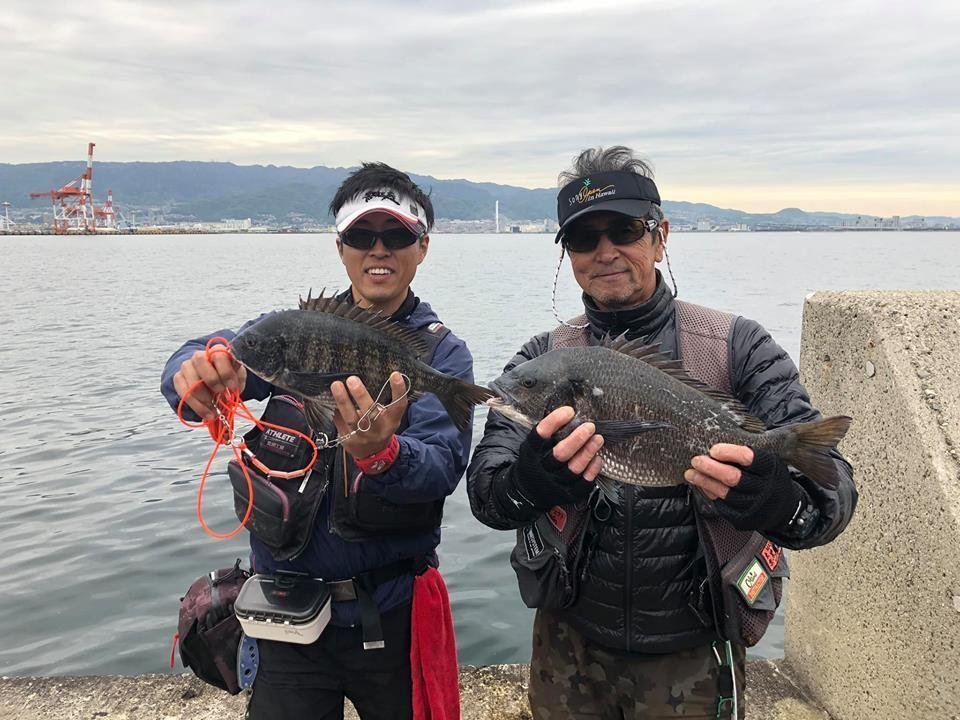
[2,160,957,229]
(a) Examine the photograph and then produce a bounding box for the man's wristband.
[354,435,400,475]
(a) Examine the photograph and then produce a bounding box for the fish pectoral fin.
[594,476,621,504]
[303,396,338,435]
[283,371,353,396]
[592,420,674,442]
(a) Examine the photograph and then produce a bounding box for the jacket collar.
[336,287,421,322]
[583,270,675,341]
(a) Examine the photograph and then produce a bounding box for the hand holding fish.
[173,345,248,420]
[494,406,602,514]
[684,443,754,500]
[331,373,408,461]
[685,444,806,532]
[537,406,604,483]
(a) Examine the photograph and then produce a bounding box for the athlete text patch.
[262,427,300,458]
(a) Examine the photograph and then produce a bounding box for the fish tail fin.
[784,415,853,491]
[433,377,496,432]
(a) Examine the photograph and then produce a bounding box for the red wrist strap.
[355,434,400,475]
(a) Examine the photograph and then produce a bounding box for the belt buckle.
[327,578,357,601]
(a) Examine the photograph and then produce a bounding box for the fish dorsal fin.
[298,288,430,358]
[599,332,768,433]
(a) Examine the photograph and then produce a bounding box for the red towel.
[411,566,460,720]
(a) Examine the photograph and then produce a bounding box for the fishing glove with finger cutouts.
[496,429,594,514]
[714,447,807,532]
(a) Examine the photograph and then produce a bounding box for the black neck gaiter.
[583,270,675,342]
[338,287,420,321]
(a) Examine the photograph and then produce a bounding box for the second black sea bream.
[487,334,851,492]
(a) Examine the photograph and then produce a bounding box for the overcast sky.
[1,0,957,215]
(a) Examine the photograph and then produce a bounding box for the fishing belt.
[325,555,431,650]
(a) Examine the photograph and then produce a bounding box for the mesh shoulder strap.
[415,322,452,363]
[675,300,734,394]
[549,315,590,349]
[549,304,735,391]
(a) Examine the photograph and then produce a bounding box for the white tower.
[0,202,14,232]
[495,200,500,233]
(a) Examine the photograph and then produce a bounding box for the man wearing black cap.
[467,146,857,719]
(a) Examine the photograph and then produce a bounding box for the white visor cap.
[334,188,427,234]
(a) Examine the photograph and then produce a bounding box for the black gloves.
[494,429,594,515]
[715,448,807,532]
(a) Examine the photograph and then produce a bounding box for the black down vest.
[466,274,857,653]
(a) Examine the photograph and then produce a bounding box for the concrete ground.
[0,661,831,719]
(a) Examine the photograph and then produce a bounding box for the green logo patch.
[736,557,769,605]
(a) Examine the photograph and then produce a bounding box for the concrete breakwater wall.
[786,291,960,720]
[0,662,829,719]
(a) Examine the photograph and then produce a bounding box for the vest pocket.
[329,450,444,539]
[228,459,303,550]
[510,499,597,610]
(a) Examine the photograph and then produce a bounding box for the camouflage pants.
[528,611,746,720]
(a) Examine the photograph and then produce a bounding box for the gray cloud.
[1,0,957,212]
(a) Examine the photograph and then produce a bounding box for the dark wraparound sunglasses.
[340,226,422,250]
[561,216,658,253]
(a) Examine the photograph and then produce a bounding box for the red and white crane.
[94,188,117,231]
[30,142,98,233]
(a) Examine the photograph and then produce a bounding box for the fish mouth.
[486,379,514,404]
[484,381,534,428]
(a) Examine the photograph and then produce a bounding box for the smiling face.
[336,212,429,314]
[566,211,668,309]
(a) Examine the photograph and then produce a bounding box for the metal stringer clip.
[313,373,412,450]
[712,639,738,719]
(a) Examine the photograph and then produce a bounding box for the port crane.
[30,143,99,233]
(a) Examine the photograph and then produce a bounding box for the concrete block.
[786,291,960,720]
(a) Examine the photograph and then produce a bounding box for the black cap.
[555,171,661,243]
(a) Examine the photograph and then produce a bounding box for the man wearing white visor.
[162,163,474,719]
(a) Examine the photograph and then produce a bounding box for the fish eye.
[521,377,537,389]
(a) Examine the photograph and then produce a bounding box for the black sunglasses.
[561,216,658,253]
[339,226,422,251]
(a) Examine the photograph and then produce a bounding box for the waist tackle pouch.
[698,513,790,647]
[510,494,600,611]
[177,560,250,695]
[234,572,332,645]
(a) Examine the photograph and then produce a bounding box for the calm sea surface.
[1,231,957,676]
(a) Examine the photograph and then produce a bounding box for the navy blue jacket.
[161,294,475,626]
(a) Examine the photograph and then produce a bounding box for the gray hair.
[558,146,663,221]
[558,145,655,184]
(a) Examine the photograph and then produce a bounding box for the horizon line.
[3,156,958,220]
